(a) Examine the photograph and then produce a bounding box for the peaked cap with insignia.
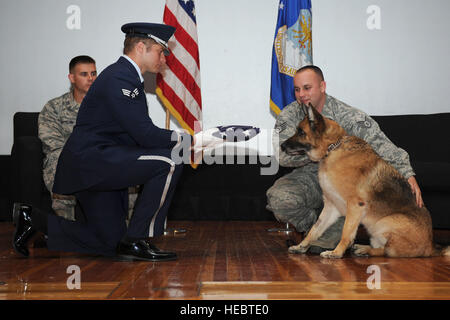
[121,22,176,56]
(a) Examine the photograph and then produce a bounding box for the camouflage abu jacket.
[38,91,79,219]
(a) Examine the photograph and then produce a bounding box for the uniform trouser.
[266,164,324,233]
[47,149,183,256]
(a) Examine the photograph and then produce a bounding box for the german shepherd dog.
[282,104,449,258]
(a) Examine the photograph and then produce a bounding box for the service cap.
[121,22,176,55]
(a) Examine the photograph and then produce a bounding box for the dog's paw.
[288,243,309,254]
[320,250,343,259]
[352,244,370,257]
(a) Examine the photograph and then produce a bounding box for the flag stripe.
[170,38,201,87]
[166,0,199,42]
[164,6,200,66]
[157,76,198,129]
[165,53,202,107]
[157,0,202,135]
[177,0,197,23]
[160,67,202,121]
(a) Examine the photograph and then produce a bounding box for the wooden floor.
[1,221,449,300]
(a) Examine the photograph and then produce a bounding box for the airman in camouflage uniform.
[38,56,98,220]
[39,91,82,220]
[267,65,423,251]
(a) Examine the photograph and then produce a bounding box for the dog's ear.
[301,103,315,130]
[307,103,325,133]
[301,103,309,119]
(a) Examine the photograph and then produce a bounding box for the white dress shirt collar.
[123,54,144,83]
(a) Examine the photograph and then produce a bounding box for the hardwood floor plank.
[0,281,120,299]
[1,221,449,300]
[200,281,450,300]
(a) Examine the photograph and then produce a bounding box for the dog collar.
[326,139,342,156]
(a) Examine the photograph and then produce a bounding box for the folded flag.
[193,125,261,154]
[212,125,260,142]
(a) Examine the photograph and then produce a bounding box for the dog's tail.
[433,244,450,256]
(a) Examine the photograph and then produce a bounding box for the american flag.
[156,0,202,135]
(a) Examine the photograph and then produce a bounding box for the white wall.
[313,0,450,115]
[1,0,449,155]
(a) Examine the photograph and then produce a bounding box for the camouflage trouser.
[52,197,77,221]
[266,164,323,233]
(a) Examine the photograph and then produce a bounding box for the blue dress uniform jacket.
[49,57,184,256]
[53,56,177,194]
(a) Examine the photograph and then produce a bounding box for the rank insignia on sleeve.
[122,88,139,99]
[276,121,287,133]
[356,116,372,128]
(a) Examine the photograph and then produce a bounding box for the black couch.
[11,113,53,216]
[372,113,450,228]
[9,112,450,229]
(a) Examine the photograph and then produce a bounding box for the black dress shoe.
[12,205,37,257]
[116,239,177,262]
[141,239,177,255]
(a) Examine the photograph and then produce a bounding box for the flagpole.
[165,108,170,129]
[163,106,186,235]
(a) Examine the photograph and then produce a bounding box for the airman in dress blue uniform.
[13,23,189,261]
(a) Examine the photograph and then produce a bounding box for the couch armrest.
[10,136,47,208]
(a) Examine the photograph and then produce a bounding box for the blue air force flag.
[270,0,312,115]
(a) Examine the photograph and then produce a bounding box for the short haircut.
[123,37,157,55]
[69,55,96,73]
[296,65,325,81]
